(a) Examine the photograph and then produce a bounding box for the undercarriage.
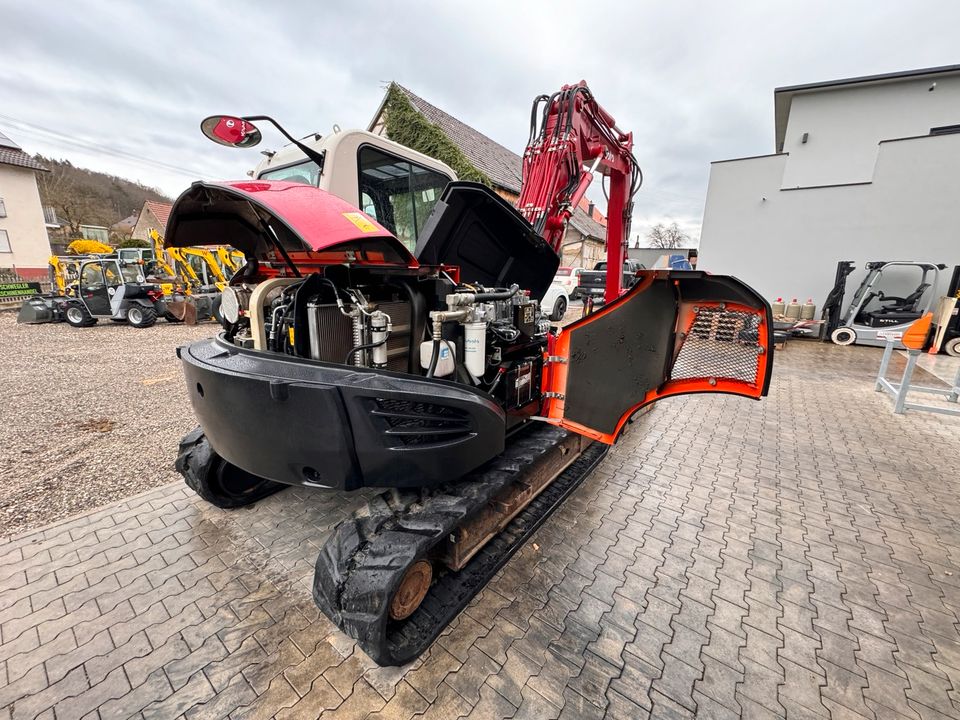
[168,94,773,665]
[313,424,606,666]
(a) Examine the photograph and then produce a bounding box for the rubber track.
[313,424,608,665]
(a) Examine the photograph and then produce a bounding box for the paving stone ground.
[2,340,960,719]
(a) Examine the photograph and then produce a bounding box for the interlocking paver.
[322,646,378,698]
[3,343,960,718]
[228,673,299,720]
[52,666,130,720]
[403,644,462,703]
[275,675,341,720]
[461,683,517,719]
[86,631,151,685]
[364,679,428,720]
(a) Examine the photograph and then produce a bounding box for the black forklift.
[933,265,960,357]
[18,257,166,328]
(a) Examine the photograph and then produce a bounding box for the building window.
[357,145,451,251]
[0,197,6,218]
[0,229,10,253]
[80,225,110,244]
[930,124,960,136]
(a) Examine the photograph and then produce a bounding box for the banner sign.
[0,281,42,299]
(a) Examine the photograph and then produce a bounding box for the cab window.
[358,146,450,251]
[186,254,209,283]
[260,160,321,186]
[80,263,104,290]
[120,263,143,284]
[103,261,125,287]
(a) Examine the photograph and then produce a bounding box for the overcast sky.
[1,1,957,244]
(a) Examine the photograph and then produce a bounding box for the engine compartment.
[218,264,553,425]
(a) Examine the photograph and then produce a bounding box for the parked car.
[541,281,570,321]
[553,267,582,295]
[574,259,645,302]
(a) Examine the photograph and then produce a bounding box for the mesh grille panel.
[671,307,762,384]
[372,398,472,447]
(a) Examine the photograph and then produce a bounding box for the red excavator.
[167,82,773,665]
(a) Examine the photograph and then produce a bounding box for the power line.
[0,113,214,180]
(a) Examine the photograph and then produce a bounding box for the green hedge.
[382,84,492,187]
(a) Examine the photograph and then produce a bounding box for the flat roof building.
[701,65,960,308]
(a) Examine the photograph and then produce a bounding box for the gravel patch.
[0,311,214,538]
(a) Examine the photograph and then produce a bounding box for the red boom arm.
[517,82,640,302]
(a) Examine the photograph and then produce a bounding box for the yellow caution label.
[288,327,295,345]
[342,212,378,233]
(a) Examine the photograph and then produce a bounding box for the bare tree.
[646,222,690,249]
[38,162,99,237]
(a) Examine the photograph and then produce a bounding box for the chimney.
[588,201,595,217]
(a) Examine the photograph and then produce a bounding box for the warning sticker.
[342,212,378,233]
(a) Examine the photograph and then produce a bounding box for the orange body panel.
[540,272,772,445]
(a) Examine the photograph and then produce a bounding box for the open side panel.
[543,270,773,444]
[414,182,560,301]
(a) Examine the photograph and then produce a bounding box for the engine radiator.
[307,300,411,372]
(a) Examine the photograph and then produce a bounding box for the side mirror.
[200,116,262,148]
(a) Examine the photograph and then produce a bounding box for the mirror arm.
[242,115,326,171]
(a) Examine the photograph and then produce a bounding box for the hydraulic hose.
[471,284,520,302]
[446,284,520,307]
[239,257,259,282]
[344,332,391,367]
[425,337,441,378]
[388,280,424,374]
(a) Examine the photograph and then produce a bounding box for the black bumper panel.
[179,336,506,491]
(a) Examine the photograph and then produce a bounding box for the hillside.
[35,156,171,238]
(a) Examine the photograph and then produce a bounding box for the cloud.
[1,0,956,233]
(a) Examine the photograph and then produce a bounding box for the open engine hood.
[414,182,560,300]
[165,180,415,266]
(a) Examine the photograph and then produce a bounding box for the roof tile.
[143,200,172,230]
[391,84,606,241]
[394,84,523,194]
[0,148,48,172]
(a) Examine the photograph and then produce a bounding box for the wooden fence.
[0,270,52,310]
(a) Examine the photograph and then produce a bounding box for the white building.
[0,129,50,280]
[701,65,960,308]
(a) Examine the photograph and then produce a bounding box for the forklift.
[822,260,945,349]
[932,265,960,356]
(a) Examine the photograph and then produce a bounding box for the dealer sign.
[0,281,42,299]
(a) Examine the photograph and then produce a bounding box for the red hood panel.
[165,180,416,265]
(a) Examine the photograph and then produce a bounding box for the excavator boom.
[517,81,641,302]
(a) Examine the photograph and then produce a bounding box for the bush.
[117,237,149,249]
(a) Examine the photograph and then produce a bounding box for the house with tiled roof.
[111,212,140,239]
[0,128,51,280]
[131,199,173,241]
[369,84,608,268]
